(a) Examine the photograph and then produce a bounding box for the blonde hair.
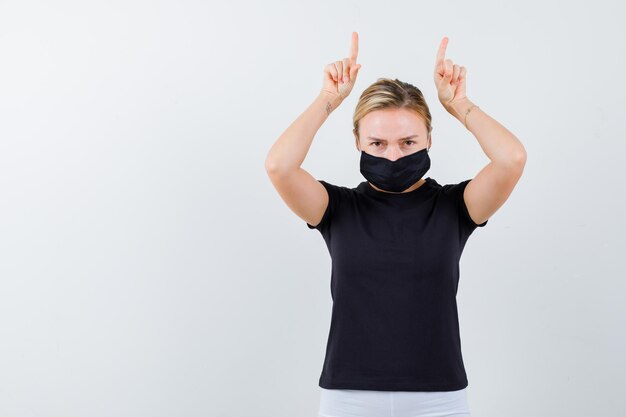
[352,78,432,142]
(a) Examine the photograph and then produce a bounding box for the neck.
[370,178,425,193]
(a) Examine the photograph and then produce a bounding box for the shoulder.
[438,178,472,196]
[306,179,359,231]
[317,179,361,200]
[437,178,488,228]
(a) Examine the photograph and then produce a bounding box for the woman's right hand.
[320,31,362,104]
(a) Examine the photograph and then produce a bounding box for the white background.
[0,1,624,416]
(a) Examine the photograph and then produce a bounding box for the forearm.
[265,92,341,174]
[446,98,527,168]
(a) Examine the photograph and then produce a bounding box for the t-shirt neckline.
[362,177,435,197]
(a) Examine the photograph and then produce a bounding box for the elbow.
[512,150,526,169]
[509,145,527,170]
[264,147,282,174]
[497,149,527,173]
[513,149,527,168]
[264,156,292,177]
[265,157,279,174]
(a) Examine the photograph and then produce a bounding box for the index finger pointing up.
[350,31,359,62]
[435,36,448,69]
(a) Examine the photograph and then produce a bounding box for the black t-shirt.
[306,177,488,392]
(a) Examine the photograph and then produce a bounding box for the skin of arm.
[446,98,527,167]
[266,32,360,174]
[446,97,527,225]
[265,33,361,227]
[264,92,340,174]
[434,36,527,226]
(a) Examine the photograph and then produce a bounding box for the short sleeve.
[306,180,345,232]
[442,178,488,230]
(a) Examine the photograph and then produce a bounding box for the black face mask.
[359,148,431,193]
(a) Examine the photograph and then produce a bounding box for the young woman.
[265,32,526,417]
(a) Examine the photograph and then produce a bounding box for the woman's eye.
[371,141,415,147]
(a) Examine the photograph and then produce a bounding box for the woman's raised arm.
[265,32,361,227]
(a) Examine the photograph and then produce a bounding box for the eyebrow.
[366,135,419,142]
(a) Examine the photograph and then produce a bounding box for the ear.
[353,129,361,152]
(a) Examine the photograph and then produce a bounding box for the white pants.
[318,387,471,417]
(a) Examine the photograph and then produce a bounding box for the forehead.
[360,108,427,138]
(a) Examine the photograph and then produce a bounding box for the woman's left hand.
[433,36,468,111]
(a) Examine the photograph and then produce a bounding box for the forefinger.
[435,36,448,67]
[350,31,359,62]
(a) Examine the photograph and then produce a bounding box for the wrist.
[445,97,473,119]
[445,97,480,130]
[318,90,343,113]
